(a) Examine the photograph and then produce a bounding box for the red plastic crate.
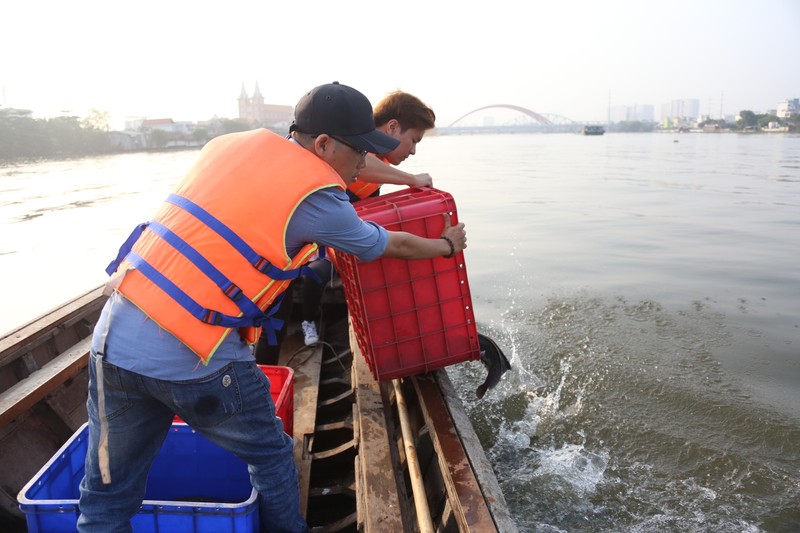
[333,187,480,381]
[174,365,294,435]
[262,365,294,436]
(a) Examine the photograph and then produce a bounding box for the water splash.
[535,443,609,498]
[460,290,800,532]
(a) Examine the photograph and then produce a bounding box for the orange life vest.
[111,129,346,363]
[346,155,391,201]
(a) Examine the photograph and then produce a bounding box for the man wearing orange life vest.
[78,82,466,533]
[296,91,437,347]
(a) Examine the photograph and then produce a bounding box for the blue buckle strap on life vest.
[223,283,243,301]
[300,263,323,285]
[105,222,149,275]
[203,310,223,326]
[127,252,265,329]
[253,257,303,281]
[166,193,306,281]
[253,257,278,276]
[300,247,326,286]
[257,295,286,346]
[147,221,263,322]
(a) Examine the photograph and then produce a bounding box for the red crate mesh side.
[336,188,480,381]
[260,365,294,436]
[338,250,479,381]
[335,253,375,371]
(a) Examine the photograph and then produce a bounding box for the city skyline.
[2,0,798,130]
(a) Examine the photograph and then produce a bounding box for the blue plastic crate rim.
[18,422,257,515]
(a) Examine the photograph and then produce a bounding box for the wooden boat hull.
[0,285,517,532]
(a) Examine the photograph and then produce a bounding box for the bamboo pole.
[392,378,434,533]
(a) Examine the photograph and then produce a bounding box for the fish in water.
[476,333,512,399]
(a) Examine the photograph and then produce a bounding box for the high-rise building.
[609,104,655,123]
[661,99,700,122]
[777,99,799,118]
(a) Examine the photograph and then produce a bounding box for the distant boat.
[580,125,605,135]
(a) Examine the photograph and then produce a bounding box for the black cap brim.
[340,129,400,155]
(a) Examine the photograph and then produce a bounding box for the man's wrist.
[440,236,456,258]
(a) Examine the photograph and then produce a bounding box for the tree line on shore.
[1,112,111,160]
[612,110,799,133]
[699,110,799,131]
[0,109,254,161]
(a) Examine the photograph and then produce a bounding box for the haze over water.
[2,131,799,531]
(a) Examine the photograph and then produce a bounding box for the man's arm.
[382,214,466,260]
[290,190,465,262]
[357,154,434,188]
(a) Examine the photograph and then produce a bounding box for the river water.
[2,132,799,532]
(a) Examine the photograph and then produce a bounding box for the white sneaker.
[301,321,319,345]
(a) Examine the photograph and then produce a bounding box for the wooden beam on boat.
[411,374,492,530]
[434,370,518,532]
[351,327,406,532]
[0,287,105,529]
[0,286,105,372]
[0,338,90,427]
[280,334,323,519]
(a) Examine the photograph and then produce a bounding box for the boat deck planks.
[352,339,406,532]
[282,335,322,519]
[350,326,510,532]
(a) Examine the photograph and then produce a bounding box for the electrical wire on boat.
[284,343,316,369]
[284,340,346,373]
[284,285,350,373]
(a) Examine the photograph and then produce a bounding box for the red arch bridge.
[446,104,577,128]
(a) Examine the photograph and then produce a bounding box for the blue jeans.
[78,352,308,533]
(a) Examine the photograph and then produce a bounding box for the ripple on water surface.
[450,292,800,531]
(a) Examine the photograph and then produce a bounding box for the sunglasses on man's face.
[331,136,368,157]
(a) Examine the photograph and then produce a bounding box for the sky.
[2,0,799,130]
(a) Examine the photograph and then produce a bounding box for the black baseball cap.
[290,82,400,155]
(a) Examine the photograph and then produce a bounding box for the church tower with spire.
[238,82,250,120]
[251,81,265,121]
[237,82,293,130]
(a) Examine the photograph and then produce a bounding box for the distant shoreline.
[3,129,797,166]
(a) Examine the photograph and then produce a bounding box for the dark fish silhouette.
[476,333,512,399]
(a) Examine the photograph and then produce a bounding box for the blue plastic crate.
[18,423,258,532]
